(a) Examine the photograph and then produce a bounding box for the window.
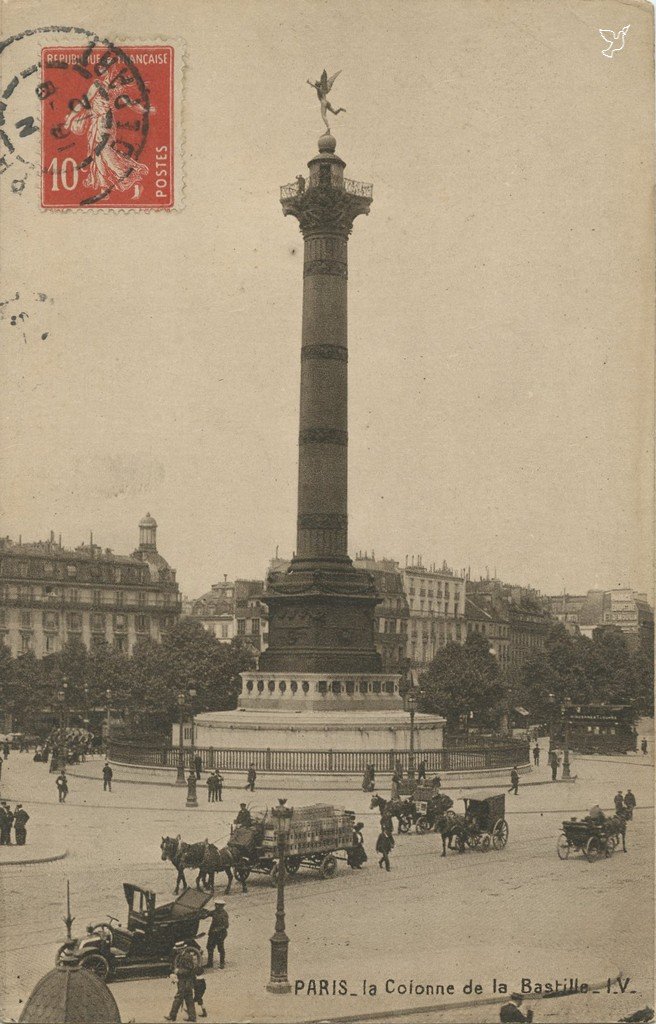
[138,590,146,607]
[114,636,127,653]
[93,590,102,607]
[237,619,246,635]
[113,614,127,631]
[43,611,59,630]
[20,610,31,628]
[221,624,228,638]
[91,613,105,632]
[67,588,79,604]
[66,564,77,577]
[67,612,82,631]
[251,618,260,634]
[18,562,28,578]
[21,634,32,653]
[135,615,149,632]
[45,634,59,653]
[116,591,125,607]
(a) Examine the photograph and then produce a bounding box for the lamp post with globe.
[266,798,294,994]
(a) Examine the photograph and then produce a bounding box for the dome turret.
[138,512,157,551]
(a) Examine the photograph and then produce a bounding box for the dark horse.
[370,794,413,834]
[607,811,629,853]
[160,836,251,894]
[433,811,469,857]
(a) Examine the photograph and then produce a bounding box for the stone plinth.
[193,707,445,755]
[238,670,403,711]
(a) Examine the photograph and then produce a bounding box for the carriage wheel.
[285,856,301,875]
[415,816,431,834]
[556,834,571,860]
[397,816,411,834]
[479,833,491,852]
[320,854,338,879]
[80,953,111,981]
[584,837,601,862]
[604,836,615,858]
[235,865,251,883]
[491,818,509,850]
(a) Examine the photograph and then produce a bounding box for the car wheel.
[80,953,111,981]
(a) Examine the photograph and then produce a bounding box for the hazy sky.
[1,0,653,600]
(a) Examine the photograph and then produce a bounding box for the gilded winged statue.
[307,69,346,132]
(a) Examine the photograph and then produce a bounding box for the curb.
[0,847,68,867]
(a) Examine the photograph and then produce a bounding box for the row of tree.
[0,620,256,738]
[419,624,653,731]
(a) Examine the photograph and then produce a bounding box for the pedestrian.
[641,738,648,755]
[532,743,540,766]
[192,969,208,1017]
[376,826,394,871]
[202,898,229,968]
[508,766,519,795]
[56,770,68,803]
[102,761,113,792]
[234,803,252,827]
[13,804,29,845]
[347,821,368,869]
[194,754,202,781]
[206,774,215,803]
[624,789,636,819]
[499,992,533,1023]
[361,764,373,792]
[2,739,9,758]
[165,941,199,1022]
[614,791,625,815]
[0,803,10,845]
[0,753,3,780]
[390,772,400,801]
[417,760,427,782]
[214,770,224,802]
[549,750,560,781]
[245,763,256,792]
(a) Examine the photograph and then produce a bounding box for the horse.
[370,793,413,834]
[607,811,629,853]
[161,836,253,895]
[433,811,469,857]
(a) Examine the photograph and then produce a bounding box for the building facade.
[467,579,550,669]
[543,588,653,651]
[0,514,180,658]
[187,576,268,652]
[401,558,466,669]
[352,554,410,672]
[465,595,511,667]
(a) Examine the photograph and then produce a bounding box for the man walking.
[508,766,519,795]
[13,804,29,845]
[499,992,533,1022]
[624,789,636,819]
[194,754,203,781]
[417,760,427,782]
[375,825,394,871]
[245,763,256,792]
[203,898,229,968]
[641,738,648,755]
[165,941,199,1022]
[102,761,113,792]
[214,769,224,801]
[56,770,68,803]
[206,774,215,803]
[549,750,560,781]
[0,803,10,845]
[0,753,3,781]
[532,742,540,766]
[614,791,625,815]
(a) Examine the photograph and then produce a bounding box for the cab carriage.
[55,883,212,981]
[460,792,509,851]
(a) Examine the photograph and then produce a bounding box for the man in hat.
[417,759,427,782]
[193,753,203,781]
[0,802,10,845]
[245,763,256,792]
[55,769,68,802]
[532,742,540,766]
[13,804,29,845]
[202,898,229,968]
[508,766,519,795]
[102,761,113,792]
[614,791,625,815]
[375,825,394,872]
[347,822,367,868]
[165,940,199,1021]
[213,769,224,802]
[499,992,533,1022]
[624,789,636,819]
[234,803,252,827]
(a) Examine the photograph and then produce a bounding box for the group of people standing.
[205,770,224,802]
[0,802,29,845]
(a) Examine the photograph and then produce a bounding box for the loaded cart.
[237,804,356,885]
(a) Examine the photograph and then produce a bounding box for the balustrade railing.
[280,178,374,201]
[108,739,529,774]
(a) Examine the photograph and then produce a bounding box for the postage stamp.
[40,44,174,209]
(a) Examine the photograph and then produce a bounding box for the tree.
[419,633,509,731]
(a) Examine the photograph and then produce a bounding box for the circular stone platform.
[193,707,445,754]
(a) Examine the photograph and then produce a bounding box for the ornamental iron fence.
[108,739,529,774]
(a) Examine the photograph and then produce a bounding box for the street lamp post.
[188,686,197,761]
[105,688,112,755]
[562,697,572,780]
[406,690,418,779]
[266,798,293,994]
[58,679,68,771]
[547,692,556,755]
[176,692,186,785]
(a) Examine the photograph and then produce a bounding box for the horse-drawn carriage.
[557,815,625,862]
[414,787,454,833]
[56,883,211,981]
[460,792,509,851]
[238,804,356,885]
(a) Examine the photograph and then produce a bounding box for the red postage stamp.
[40,44,174,209]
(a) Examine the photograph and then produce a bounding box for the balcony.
[280,177,373,201]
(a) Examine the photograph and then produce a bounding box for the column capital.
[281,184,371,238]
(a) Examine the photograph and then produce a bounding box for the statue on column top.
[307,69,346,133]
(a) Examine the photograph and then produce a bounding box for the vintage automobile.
[56,883,212,980]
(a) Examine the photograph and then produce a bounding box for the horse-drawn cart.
[557,818,617,861]
[461,792,509,851]
[237,804,356,885]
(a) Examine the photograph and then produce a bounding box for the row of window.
[0,584,176,607]
[9,610,153,632]
[408,584,461,600]
[236,618,261,635]
[2,558,147,585]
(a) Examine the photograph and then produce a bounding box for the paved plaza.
[0,743,653,1024]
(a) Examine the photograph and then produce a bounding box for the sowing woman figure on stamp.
[64,71,151,194]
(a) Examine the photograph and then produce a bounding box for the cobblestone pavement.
[0,747,652,1024]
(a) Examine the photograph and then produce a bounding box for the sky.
[1,0,653,601]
